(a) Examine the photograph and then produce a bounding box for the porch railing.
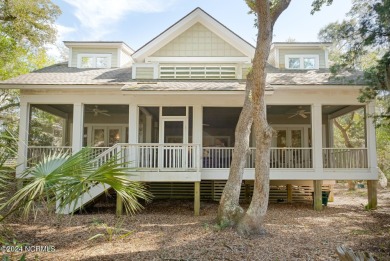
[203,147,313,169]
[269,148,312,168]
[90,147,110,157]
[118,143,201,171]
[203,147,234,168]
[27,146,72,167]
[25,145,368,170]
[323,148,368,168]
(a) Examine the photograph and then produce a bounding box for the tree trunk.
[336,245,375,261]
[347,180,356,190]
[217,82,253,226]
[334,114,356,190]
[217,0,291,233]
[237,114,273,235]
[334,115,354,148]
[237,0,290,236]
[237,43,273,236]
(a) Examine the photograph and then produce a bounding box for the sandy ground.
[2,184,389,261]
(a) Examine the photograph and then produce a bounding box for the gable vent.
[160,65,236,79]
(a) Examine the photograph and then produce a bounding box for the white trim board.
[145,57,251,63]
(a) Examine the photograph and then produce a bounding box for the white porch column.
[311,104,324,175]
[192,105,202,145]
[327,117,334,147]
[192,105,202,171]
[366,102,377,173]
[16,101,30,177]
[129,104,138,143]
[128,104,138,167]
[72,103,84,154]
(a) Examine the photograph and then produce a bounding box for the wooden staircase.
[56,144,122,214]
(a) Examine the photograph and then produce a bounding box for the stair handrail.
[92,143,124,167]
[58,143,124,214]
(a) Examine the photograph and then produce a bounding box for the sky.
[50,0,352,57]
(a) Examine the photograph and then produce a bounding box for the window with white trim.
[285,55,319,70]
[77,54,112,68]
[159,65,236,79]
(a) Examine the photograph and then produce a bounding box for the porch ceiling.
[322,105,363,116]
[267,105,310,115]
[32,104,73,115]
[84,104,129,114]
[32,104,364,121]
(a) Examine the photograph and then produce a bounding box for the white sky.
[51,0,351,54]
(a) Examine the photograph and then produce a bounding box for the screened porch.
[23,104,369,173]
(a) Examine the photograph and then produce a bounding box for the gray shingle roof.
[266,68,365,85]
[0,62,365,89]
[0,63,132,85]
[121,81,249,91]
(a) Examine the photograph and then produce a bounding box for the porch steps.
[57,183,110,214]
[57,145,121,214]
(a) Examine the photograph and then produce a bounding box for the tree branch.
[0,14,17,21]
[270,0,291,28]
[334,119,354,148]
[344,112,355,131]
[0,102,20,113]
[311,0,334,14]
[0,0,17,22]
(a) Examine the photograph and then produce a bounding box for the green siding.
[71,47,118,67]
[151,23,245,57]
[136,67,154,79]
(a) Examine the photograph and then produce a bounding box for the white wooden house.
[0,8,378,214]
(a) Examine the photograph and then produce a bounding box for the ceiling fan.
[87,105,110,116]
[288,106,310,118]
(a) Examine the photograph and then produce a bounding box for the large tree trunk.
[217,0,291,233]
[237,104,273,235]
[217,82,253,226]
[237,0,290,236]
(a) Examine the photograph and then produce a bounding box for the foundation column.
[116,194,123,216]
[287,184,293,203]
[194,181,200,216]
[313,180,323,211]
[367,180,377,209]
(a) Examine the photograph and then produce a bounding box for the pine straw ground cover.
[2,185,390,261]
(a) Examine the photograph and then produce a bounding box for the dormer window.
[285,55,319,70]
[77,54,112,68]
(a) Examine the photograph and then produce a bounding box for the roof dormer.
[64,41,134,68]
[269,42,331,70]
[131,8,255,80]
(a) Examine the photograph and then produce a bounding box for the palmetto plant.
[88,218,134,242]
[0,160,11,204]
[0,147,152,221]
[0,129,17,206]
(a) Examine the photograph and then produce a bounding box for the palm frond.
[1,147,151,220]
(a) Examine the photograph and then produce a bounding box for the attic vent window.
[285,55,319,70]
[77,54,112,68]
[160,66,236,79]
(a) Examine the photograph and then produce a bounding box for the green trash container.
[322,191,330,206]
